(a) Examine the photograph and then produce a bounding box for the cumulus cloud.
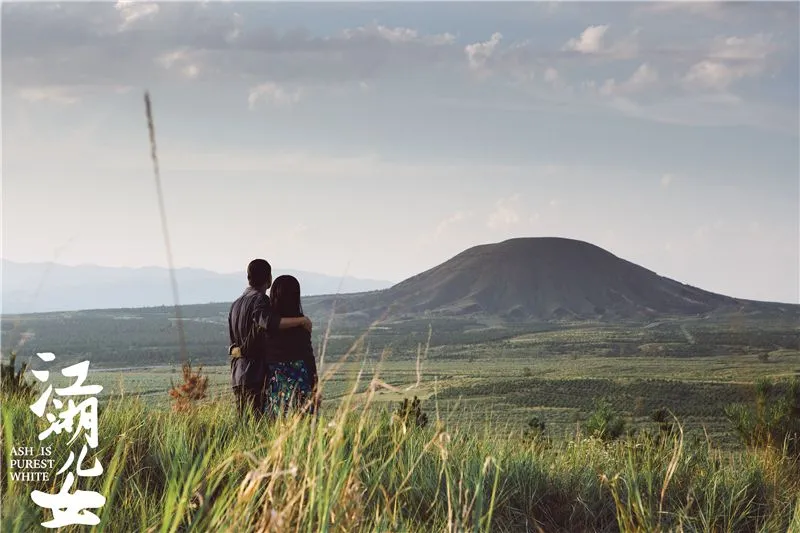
[487,194,521,229]
[4,4,464,91]
[156,48,189,69]
[601,63,659,96]
[415,211,472,249]
[344,24,455,46]
[465,32,503,70]
[542,66,567,89]
[564,25,609,54]
[562,25,638,60]
[661,173,674,188]
[248,83,303,110]
[682,33,779,91]
[682,60,760,91]
[115,0,159,31]
[2,3,794,133]
[155,48,203,80]
[435,212,468,237]
[709,33,776,60]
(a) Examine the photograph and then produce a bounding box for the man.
[228,258,312,420]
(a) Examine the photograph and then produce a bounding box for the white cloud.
[564,25,609,54]
[562,25,638,59]
[487,194,521,229]
[115,0,159,32]
[682,60,760,91]
[682,34,778,92]
[226,12,244,43]
[465,32,503,70]
[709,34,776,60]
[435,211,468,237]
[155,48,202,80]
[248,83,303,110]
[542,67,564,88]
[17,84,135,105]
[342,24,455,46]
[601,63,659,97]
[18,87,80,104]
[156,48,189,69]
[182,64,200,79]
[661,173,674,188]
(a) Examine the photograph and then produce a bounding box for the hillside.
[310,237,798,322]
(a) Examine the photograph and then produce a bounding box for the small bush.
[392,396,429,430]
[726,377,800,456]
[522,415,546,442]
[585,398,627,441]
[168,361,209,412]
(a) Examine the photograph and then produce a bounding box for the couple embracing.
[228,258,320,420]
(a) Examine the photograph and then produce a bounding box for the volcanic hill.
[310,237,797,322]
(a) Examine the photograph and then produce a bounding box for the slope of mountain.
[0,260,394,314]
[309,237,798,322]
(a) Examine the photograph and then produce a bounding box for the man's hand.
[302,316,313,332]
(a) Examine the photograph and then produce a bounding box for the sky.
[2,1,798,304]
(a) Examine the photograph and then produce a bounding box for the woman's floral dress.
[265,360,316,418]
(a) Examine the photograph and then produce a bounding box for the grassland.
[2,310,799,530]
[4,312,799,444]
[3,379,800,532]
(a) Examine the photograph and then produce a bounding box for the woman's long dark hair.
[270,275,304,318]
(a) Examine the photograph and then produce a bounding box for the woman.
[264,275,320,418]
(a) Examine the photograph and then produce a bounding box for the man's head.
[247,259,272,292]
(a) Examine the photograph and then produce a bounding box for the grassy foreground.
[2,384,799,533]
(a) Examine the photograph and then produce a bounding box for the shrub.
[392,396,429,430]
[522,415,546,442]
[168,361,209,412]
[726,377,800,456]
[584,398,627,441]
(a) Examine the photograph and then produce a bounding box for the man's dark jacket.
[228,287,282,389]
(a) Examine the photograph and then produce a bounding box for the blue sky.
[2,1,798,303]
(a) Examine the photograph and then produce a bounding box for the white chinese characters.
[28,353,107,528]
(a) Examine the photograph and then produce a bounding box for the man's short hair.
[247,259,272,288]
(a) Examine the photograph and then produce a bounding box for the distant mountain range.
[0,260,394,314]
[306,237,800,323]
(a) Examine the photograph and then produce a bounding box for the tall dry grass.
[2,365,799,533]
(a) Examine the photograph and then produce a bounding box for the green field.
[3,310,800,531]
[5,312,798,448]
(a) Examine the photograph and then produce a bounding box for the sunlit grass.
[2,370,798,532]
